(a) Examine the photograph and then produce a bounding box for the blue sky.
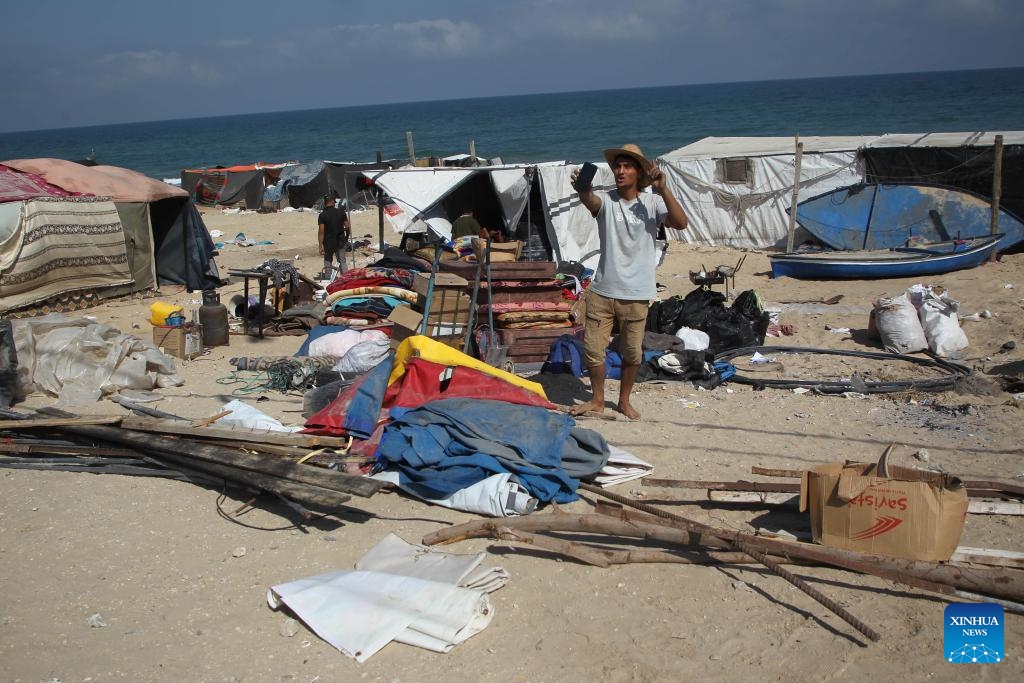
[2,0,1021,133]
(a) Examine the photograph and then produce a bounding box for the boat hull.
[791,183,1024,252]
[769,236,1001,280]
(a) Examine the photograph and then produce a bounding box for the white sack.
[918,289,969,357]
[673,326,711,351]
[873,294,928,354]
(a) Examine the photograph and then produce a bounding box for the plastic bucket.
[150,301,184,326]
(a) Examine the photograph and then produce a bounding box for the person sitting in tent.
[318,195,351,277]
[451,208,482,239]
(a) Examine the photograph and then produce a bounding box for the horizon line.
[2,65,1021,136]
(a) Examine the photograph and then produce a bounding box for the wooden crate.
[476,281,566,305]
[417,290,471,324]
[412,271,468,297]
[438,259,557,281]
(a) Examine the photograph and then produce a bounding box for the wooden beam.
[119,415,353,448]
[0,417,122,429]
[708,491,1023,516]
[951,547,1024,570]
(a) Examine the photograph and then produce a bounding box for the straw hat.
[604,143,652,188]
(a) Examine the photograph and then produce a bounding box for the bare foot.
[617,402,641,421]
[569,401,604,417]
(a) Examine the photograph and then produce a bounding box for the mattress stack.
[460,261,581,365]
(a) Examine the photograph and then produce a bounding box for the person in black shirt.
[317,196,351,276]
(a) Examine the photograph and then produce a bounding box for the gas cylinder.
[199,290,229,346]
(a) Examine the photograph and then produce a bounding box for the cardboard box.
[800,461,968,562]
[152,324,203,360]
[387,305,423,347]
[472,238,522,263]
[418,290,471,324]
[412,271,468,297]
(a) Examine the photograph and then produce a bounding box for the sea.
[1,68,1022,181]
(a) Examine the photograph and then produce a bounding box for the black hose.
[714,345,971,394]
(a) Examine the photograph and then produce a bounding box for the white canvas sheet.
[536,163,615,270]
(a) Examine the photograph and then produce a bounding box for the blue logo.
[944,603,1003,663]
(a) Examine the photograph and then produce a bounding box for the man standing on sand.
[569,144,688,420]
[318,195,351,277]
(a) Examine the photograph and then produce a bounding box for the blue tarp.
[264,161,325,203]
[377,398,609,504]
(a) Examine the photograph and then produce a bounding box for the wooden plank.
[968,500,1024,516]
[753,529,1024,571]
[191,410,232,428]
[750,466,1024,498]
[711,491,1024,516]
[708,491,800,506]
[19,408,383,499]
[951,547,1024,570]
[0,416,122,429]
[646,478,800,493]
[120,415,353,448]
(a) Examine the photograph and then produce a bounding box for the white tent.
[534,163,614,268]
[657,136,873,248]
[365,165,548,240]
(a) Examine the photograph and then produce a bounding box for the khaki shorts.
[583,292,649,367]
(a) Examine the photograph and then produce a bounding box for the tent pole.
[990,134,1004,262]
[376,151,385,253]
[343,171,355,269]
[785,136,803,254]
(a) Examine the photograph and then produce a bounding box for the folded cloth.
[324,286,418,308]
[484,301,571,315]
[355,533,510,591]
[268,570,492,662]
[372,470,538,517]
[326,267,416,293]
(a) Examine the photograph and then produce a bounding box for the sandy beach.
[2,204,1023,682]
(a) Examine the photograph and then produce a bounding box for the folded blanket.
[495,310,570,324]
[326,267,416,294]
[483,301,571,315]
[497,321,573,331]
[325,286,418,308]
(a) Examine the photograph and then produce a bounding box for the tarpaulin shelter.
[3,158,220,293]
[657,136,872,249]
[1,165,132,313]
[862,132,1024,231]
[365,163,563,250]
[182,162,294,210]
[262,160,406,211]
[656,132,1023,250]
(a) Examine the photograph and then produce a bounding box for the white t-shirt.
[590,190,667,301]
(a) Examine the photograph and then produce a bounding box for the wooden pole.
[990,134,1004,262]
[406,131,416,165]
[785,136,804,254]
[376,150,385,253]
[469,139,476,160]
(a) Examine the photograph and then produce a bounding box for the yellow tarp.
[389,335,547,399]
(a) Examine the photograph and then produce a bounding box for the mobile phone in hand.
[574,162,598,192]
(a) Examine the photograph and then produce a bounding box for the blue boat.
[790,183,1024,252]
[770,235,1001,280]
